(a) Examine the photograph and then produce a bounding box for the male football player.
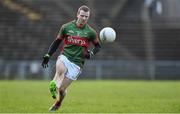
[42,5,101,111]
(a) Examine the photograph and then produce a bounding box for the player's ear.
[76,10,80,17]
[76,13,78,18]
[88,12,91,19]
[76,12,80,19]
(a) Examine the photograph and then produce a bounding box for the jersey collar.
[74,20,87,29]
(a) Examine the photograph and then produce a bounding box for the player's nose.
[82,16,87,20]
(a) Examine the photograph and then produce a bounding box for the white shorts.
[58,55,82,80]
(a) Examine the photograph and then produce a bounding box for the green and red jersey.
[56,20,99,68]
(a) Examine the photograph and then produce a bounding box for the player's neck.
[76,20,85,28]
[76,23,84,28]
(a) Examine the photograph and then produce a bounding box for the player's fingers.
[44,64,48,68]
[42,62,45,68]
[41,63,44,67]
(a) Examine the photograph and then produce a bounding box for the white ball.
[99,27,116,43]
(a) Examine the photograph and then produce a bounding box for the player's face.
[76,10,90,27]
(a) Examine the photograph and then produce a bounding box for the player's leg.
[49,58,66,99]
[58,76,73,105]
[49,76,73,111]
[49,60,72,111]
[49,55,81,111]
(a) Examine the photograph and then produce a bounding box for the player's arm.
[42,26,65,68]
[42,37,63,68]
[85,33,101,59]
[47,38,62,56]
[92,40,101,54]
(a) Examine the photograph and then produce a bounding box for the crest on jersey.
[68,30,74,34]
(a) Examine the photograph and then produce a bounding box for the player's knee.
[56,70,62,76]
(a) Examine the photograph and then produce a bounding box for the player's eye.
[80,15,88,18]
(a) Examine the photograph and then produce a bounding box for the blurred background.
[0,0,180,80]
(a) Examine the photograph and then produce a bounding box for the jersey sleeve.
[56,25,66,39]
[89,30,100,44]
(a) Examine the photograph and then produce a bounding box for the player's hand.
[85,50,94,59]
[42,54,50,68]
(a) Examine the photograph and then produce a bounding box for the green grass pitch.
[0,80,180,113]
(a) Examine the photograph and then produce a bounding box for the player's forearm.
[92,43,101,55]
[47,39,62,56]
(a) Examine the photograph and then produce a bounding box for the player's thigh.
[56,59,67,75]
